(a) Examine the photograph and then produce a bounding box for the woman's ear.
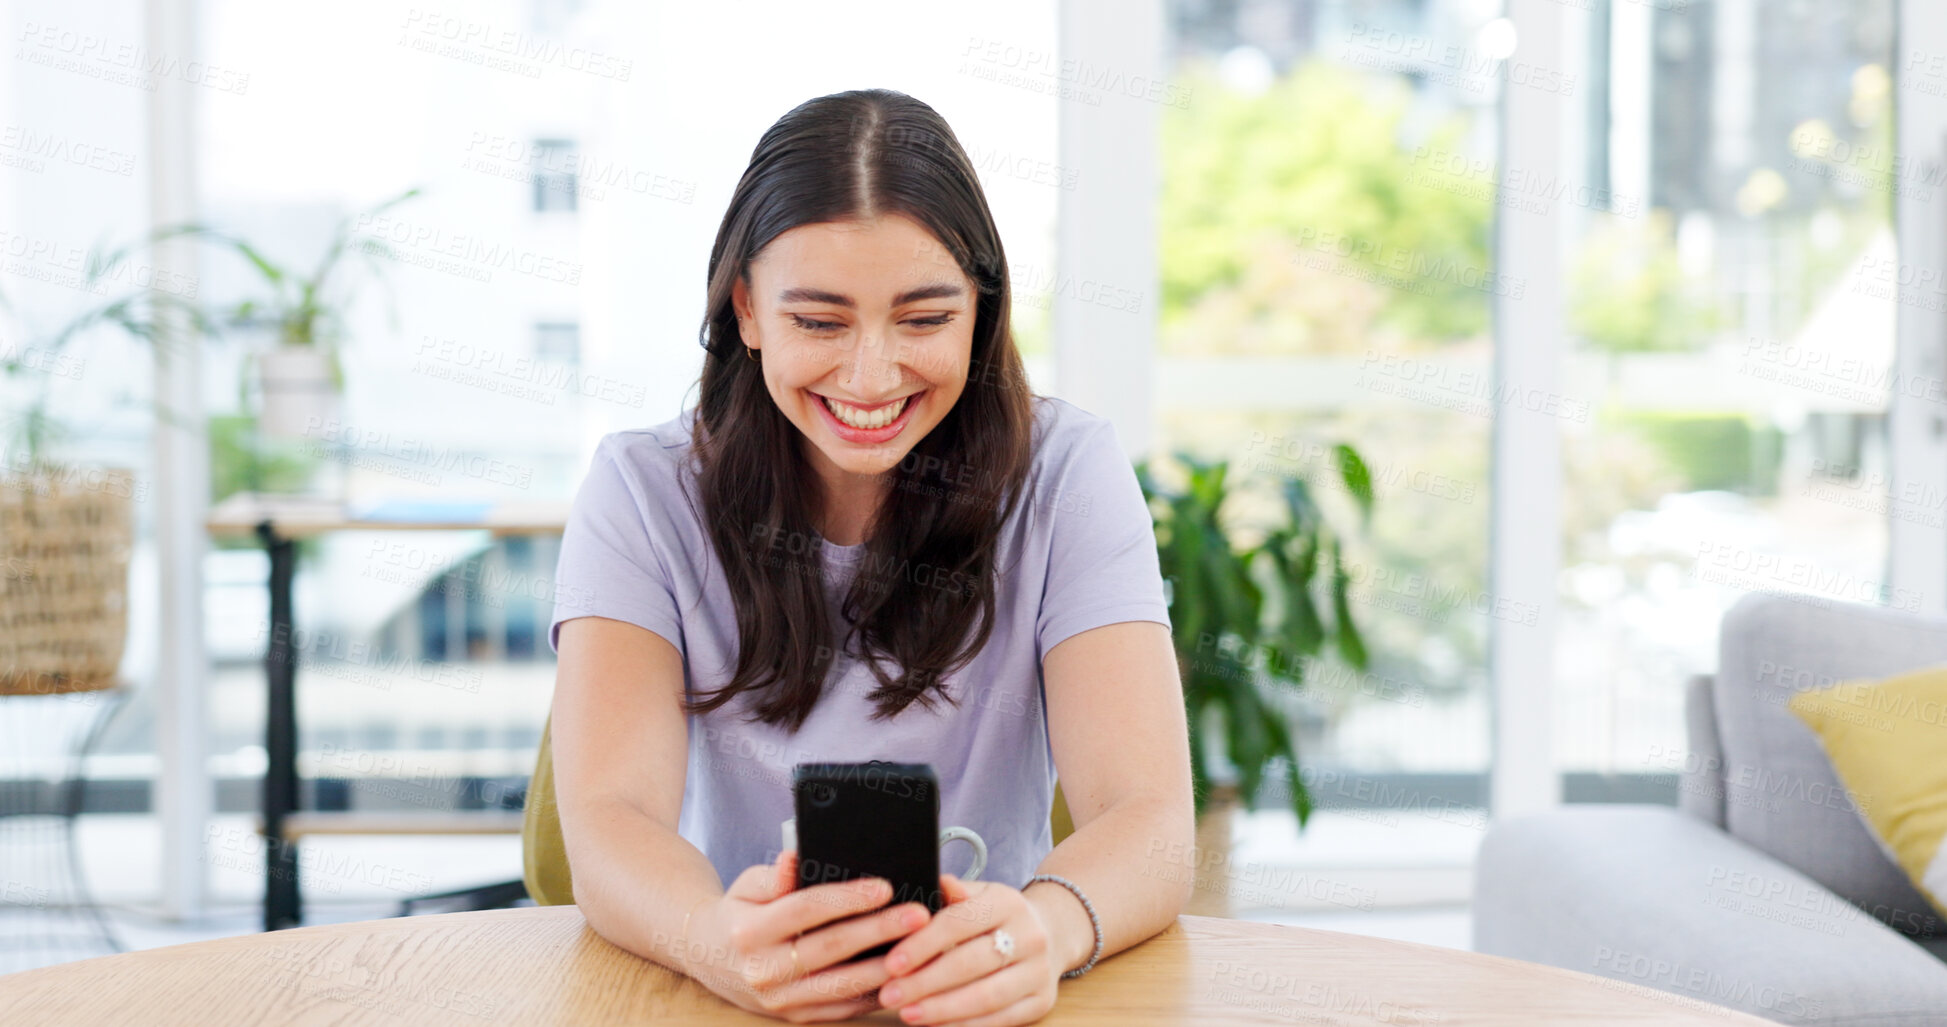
[730,275,752,327]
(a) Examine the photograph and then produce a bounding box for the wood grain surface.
[0,907,1774,1025]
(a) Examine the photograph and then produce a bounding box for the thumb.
[774,848,799,896]
[727,851,797,902]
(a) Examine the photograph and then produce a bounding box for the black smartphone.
[792,760,943,959]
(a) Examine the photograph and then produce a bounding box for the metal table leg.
[257,521,301,931]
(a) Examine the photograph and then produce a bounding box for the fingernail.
[887,952,907,974]
[901,1004,924,1022]
[903,907,927,929]
[880,984,903,1005]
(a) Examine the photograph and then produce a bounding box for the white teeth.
[823,394,909,430]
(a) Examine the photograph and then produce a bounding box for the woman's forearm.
[1022,795,1196,974]
[565,792,1194,982]
[562,796,727,977]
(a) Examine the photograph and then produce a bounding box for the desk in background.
[206,494,569,930]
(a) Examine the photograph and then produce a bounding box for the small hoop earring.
[737,316,757,362]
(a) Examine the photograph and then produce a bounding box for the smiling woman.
[735,217,980,547]
[546,88,1193,1027]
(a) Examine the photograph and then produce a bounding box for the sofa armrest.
[1679,673,1726,827]
[1474,805,1947,1026]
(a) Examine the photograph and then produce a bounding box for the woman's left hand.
[874,874,1063,1026]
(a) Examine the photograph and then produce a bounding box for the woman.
[549,87,1193,1026]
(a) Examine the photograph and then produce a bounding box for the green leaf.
[1334,443,1374,523]
[1255,713,1309,826]
[229,237,288,285]
[1327,537,1369,670]
[1291,760,1313,826]
[1259,539,1320,668]
[1281,475,1319,537]
[1221,686,1267,803]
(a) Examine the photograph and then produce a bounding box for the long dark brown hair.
[679,88,1036,733]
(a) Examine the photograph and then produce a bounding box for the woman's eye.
[789,313,955,333]
[789,314,843,333]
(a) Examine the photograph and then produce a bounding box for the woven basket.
[0,466,134,696]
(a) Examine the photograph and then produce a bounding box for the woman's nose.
[842,328,900,389]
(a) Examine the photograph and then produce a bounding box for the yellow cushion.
[521,714,576,906]
[1050,779,1075,848]
[1789,668,1947,917]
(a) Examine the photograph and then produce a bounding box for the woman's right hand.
[681,849,934,1022]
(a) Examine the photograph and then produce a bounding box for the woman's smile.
[808,387,927,443]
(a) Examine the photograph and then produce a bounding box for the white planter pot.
[258,346,340,440]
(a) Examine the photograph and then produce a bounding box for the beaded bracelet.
[1026,873,1103,979]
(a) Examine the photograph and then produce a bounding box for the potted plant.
[211,188,419,442]
[0,231,208,695]
[1136,445,1372,916]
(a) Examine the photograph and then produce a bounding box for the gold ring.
[790,935,801,976]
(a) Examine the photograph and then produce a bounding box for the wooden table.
[206,493,569,930]
[0,907,1773,1025]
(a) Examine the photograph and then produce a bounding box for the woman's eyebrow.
[777,283,965,306]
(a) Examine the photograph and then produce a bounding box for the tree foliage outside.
[1569,211,1720,353]
[1160,60,1492,352]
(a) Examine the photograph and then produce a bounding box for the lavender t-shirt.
[548,394,1171,889]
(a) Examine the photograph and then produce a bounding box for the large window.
[1552,1,1896,780]
[1155,0,1906,827]
[1159,1,1506,802]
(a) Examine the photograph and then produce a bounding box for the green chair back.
[521,713,575,905]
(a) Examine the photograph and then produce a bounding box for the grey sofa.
[1474,592,1947,1025]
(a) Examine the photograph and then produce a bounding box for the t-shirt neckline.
[815,533,865,563]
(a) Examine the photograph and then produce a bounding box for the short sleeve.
[1034,417,1172,660]
[548,437,685,656]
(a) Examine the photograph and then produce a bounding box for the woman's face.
[733,213,976,487]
